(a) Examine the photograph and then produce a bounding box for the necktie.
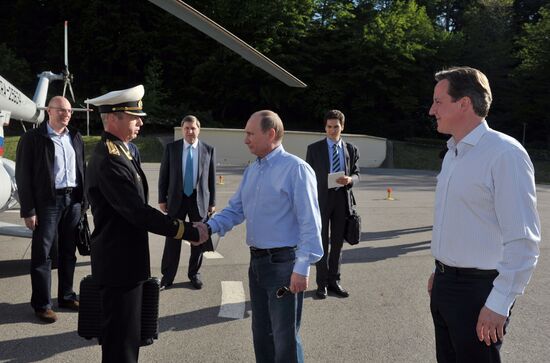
[184,146,194,196]
[332,144,341,173]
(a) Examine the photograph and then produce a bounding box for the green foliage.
[0,0,549,146]
[0,44,32,90]
[512,4,550,147]
[143,58,170,125]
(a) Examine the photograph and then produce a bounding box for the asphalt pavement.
[0,165,548,363]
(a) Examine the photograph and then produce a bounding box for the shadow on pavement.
[0,260,90,279]
[361,226,432,241]
[0,303,251,362]
[342,240,431,263]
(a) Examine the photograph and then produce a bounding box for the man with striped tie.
[306,110,360,299]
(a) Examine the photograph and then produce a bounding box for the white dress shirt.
[432,120,541,316]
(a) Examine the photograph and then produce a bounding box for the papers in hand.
[328,171,345,189]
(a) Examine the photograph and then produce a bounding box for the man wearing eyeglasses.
[15,95,87,323]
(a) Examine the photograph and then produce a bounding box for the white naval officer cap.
[86,85,147,116]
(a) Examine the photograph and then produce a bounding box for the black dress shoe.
[328,282,349,298]
[190,276,203,290]
[315,286,327,299]
[160,282,173,291]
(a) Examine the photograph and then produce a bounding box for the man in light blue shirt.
[196,110,323,363]
[16,96,86,323]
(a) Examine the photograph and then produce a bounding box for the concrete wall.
[174,127,387,168]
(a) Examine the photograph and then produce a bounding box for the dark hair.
[435,67,492,117]
[181,115,201,128]
[324,110,345,127]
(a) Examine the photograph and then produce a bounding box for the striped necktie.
[332,143,341,173]
[184,146,194,196]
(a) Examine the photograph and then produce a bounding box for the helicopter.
[0,0,306,238]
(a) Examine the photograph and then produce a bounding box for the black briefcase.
[344,209,361,245]
[78,275,161,346]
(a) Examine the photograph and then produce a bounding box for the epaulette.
[117,144,133,161]
[106,139,120,156]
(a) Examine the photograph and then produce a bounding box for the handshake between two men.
[177,220,214,250]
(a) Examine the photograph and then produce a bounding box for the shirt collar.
[447,120,490,150]
[326,138,342,149]
[184,139,198,149]
[257,144,284,165]
[46,122,68,136]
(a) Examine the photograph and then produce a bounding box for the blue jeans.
[31,194,80,310]
[248,248,304,363]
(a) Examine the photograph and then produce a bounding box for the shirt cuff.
[206,220,224,236]
[485,288,515,317]
[293,257,311,277]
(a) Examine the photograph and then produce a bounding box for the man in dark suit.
[15,95,86,323]
[306,109,360,299]
[159,115,216,290]
[86,85,200,363]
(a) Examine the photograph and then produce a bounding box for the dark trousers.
[430,267,510,363]
[316,188,347,287]
[161,193,203,284]
[249,248,303,363]
[100,283,143,363]
[30,193,80,311]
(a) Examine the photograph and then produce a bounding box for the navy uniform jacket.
[15,121,87,218]
[86,132,197,286]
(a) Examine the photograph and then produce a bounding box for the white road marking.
[218,281,246,319]
[183,241,224,258]
[203,251,224,259]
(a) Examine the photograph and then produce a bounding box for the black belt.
[55,187,74,195]
[250,246,295,257]
[435,260,498,277]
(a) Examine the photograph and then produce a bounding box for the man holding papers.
[306,110,360,299]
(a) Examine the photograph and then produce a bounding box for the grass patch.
[392,141,446,171]
[392,140,550,184]
[5,134,550,184]
[3,135,164,163]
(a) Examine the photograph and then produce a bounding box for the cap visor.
[124,110,147,116]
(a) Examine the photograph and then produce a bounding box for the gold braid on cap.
[174,219,185,239]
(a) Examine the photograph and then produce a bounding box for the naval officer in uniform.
[86,85,201,363]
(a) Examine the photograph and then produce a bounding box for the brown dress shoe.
[58,299,80,311]
[35,309,58,323]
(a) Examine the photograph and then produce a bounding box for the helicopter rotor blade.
[148,0,306,88]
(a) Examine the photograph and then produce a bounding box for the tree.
[513,4,550,147]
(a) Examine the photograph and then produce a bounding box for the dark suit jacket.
[306,138,360,215]
[15,121,86,218]
[86,132,197,286]
[158,139,216,218]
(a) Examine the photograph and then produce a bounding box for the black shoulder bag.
[75,214,91,256]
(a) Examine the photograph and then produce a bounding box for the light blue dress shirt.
[207,145,323,276]
[46,123,77,189]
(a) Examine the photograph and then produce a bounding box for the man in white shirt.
[427,66,541,362]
